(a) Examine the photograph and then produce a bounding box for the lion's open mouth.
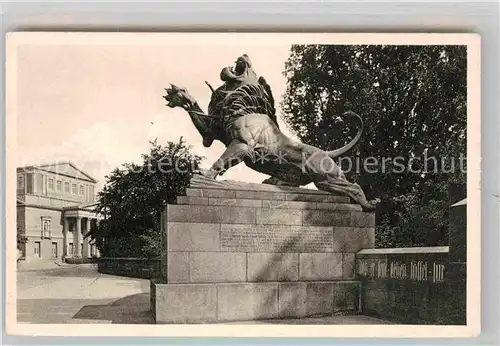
[230,65,239,76]
[232,61,246,76]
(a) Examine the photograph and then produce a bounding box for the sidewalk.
[17,265,390,325]
[17,265,151,324]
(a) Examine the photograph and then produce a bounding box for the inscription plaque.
[220,225,333,252]
[357,258,446,283]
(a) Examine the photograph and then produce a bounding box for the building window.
[17,175,25,190]
[51,242,58,258]
[64,182,70,193]
[69,243,73,255]
[72,183,77,195]
[56,180,62,191]
[26,173,34,193]
[89,186,95,201]
[41,217,51,238]
[48,178,55,190]
[34,242,41,257]
[79,185,84,196]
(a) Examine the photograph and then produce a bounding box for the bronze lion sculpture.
[163,54,379,210]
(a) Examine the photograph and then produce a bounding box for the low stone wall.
[65,257,99,264]
[98,257,160,279]
[356,246,466,325]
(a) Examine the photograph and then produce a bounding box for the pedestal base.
[152,178,375,324]
[151,280,361,323]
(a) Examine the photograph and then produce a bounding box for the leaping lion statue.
[163,54,380,210]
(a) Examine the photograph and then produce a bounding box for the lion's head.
[220,54,254,82]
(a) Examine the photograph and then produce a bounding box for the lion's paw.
[193,168,216,179]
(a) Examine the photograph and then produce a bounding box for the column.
[95,219,101,257]
[74,216,82,258]
[82,218,90,258]
[90,218,97,257]
[62,217,69,259]
[87,220,92,257]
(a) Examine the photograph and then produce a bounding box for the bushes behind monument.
[86,138,203,259]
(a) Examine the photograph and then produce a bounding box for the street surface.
[17,264,152,324]
[17,263,389,325]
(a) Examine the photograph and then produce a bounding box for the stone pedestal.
[151,177,375,323]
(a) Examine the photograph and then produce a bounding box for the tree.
[282,45,466,247]
[88,138,203,258]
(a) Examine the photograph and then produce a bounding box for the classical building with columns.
[17,162,102,261]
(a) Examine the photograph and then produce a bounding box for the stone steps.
[167,203,373,227]
[185,187,352,204]
[177,195,362,212]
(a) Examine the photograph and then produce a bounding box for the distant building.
[16,162,102,261]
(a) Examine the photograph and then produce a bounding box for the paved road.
[17,264,152,324]
[17,264,389,325]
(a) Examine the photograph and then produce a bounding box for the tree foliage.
[89,138,203,258]
[282,45,466,247]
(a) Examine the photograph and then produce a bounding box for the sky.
[16,41,299,191]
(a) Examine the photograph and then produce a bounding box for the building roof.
[16,198,100,209]
[17,161,97,183]
[62,202,100,211]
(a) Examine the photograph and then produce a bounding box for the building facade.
[17,162,102,261]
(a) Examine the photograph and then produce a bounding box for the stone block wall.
[151,280,361,323]
[161,186,375,285]
[356,247,466,325]
[152,183,376,323]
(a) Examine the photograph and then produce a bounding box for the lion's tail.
[326,111,364,159]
